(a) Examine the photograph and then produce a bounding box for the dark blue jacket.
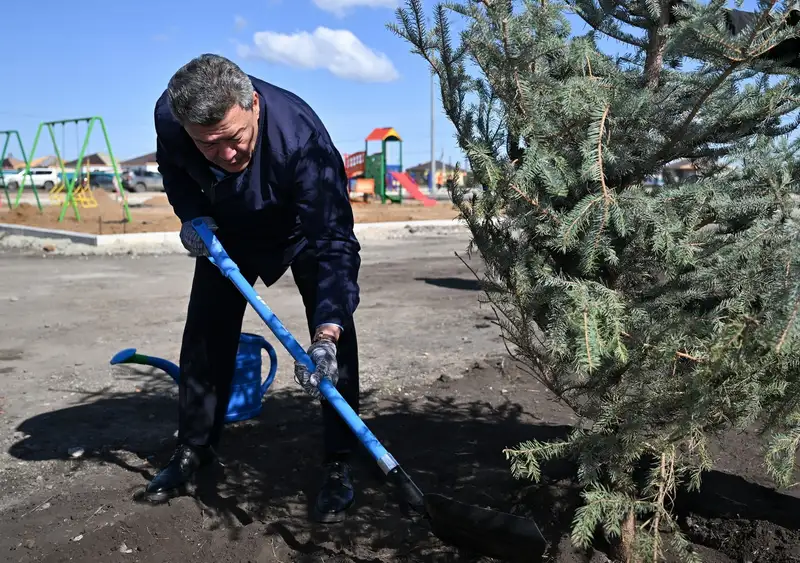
[153,76,360,330]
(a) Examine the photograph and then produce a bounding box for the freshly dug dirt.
[2,357,799,562]
[0,192,459,234]
[140,195,172,207]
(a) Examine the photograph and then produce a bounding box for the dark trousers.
[176,243,359,462]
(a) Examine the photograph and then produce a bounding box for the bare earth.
[1,233,799,562]
[0,191,460,234]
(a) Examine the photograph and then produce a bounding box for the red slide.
[388,171,437,207]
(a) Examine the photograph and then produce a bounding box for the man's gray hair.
[167,54,255,126]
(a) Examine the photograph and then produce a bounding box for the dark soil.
[2,357,800,562]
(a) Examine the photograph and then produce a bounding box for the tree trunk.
[618,510,636,562]
[644,0,672,90]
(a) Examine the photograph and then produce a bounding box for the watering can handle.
[191,218,401,476]
[260,338,279,397]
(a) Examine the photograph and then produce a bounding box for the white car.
[2,168,61,190]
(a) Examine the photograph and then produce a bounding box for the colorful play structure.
[48,164,100,211]
[343,127,436,206]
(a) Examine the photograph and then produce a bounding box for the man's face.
[184,92,260,174]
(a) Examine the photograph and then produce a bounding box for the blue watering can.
[109,332,279,423]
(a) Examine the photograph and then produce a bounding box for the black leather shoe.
[143,444,215,504]
[311,461,355,523]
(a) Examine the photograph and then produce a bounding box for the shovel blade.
[423,493,547,562]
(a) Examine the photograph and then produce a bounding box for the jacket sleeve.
[293,133,361,330]
[155,126,210,223]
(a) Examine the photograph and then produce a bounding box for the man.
[723,6,799,69]
[145,53,362,524]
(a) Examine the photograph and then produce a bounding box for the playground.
[342,127,441,207]
[1,124,459,236]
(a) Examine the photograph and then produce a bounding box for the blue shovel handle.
[191,218,400,475]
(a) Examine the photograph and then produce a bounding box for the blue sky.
[0,0,764,169]
[0,0,466,168]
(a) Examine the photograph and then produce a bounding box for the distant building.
[31,155,61,168]
[1,154,26,170]
[405,160,467,188]
[63,152,122,170]
[645,159,700,187]
[662,159,698,183]
[120,152,158,173]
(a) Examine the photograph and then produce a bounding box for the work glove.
[180,216,217,257]
[294,336,338,400]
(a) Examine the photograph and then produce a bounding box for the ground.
[0,191,460,234]
[1,231,799,563]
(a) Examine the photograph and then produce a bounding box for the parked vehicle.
[84,171,118,191]
[121,168,163,192]
[2,168,60,190]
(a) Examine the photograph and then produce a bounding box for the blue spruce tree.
[391,0,800,559]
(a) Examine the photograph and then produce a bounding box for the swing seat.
[49,183,66,204]
[74,185,98,208]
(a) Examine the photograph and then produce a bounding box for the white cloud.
[312,0,398,17]
[238,27,399,83]
[234,15,247,31]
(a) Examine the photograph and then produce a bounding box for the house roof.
[120,151,157,166]
[64,152,119,167]
[1,155,26,169]
[365,127,402,142]
[30,155,60,167]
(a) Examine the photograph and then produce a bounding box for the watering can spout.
[109,347,180,383]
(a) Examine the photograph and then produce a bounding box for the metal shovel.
[191,218,546,562]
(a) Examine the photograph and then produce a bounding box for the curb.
[353,219,465,231]
[0,223,180,247]
[0,219,468,247]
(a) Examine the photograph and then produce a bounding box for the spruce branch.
[591,105,614,262]
[775,283,800,353]
[655,61,739,163]
[568,0,650,47]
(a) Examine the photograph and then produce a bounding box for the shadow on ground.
[6,362,800,563]
[6,364,573,562]
[416,277,482,292]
